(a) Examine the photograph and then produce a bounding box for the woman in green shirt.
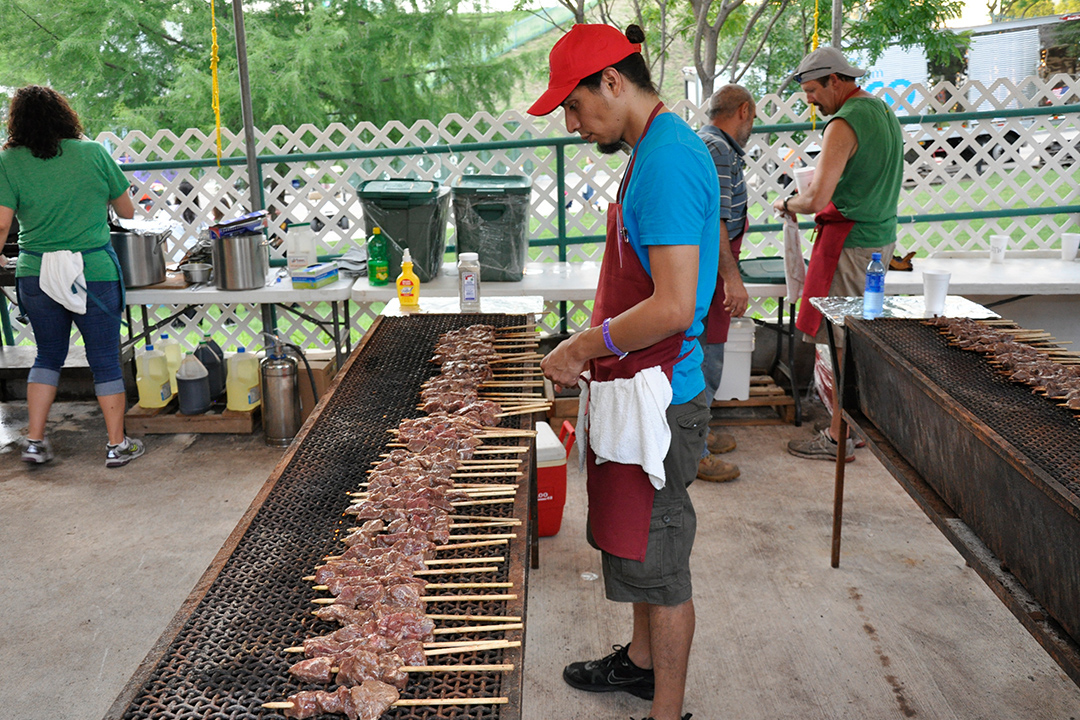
[0,85,146,467]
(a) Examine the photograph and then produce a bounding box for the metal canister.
[261,351,301,446]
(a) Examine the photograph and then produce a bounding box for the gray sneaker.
[21,438,54,464]
[106,436,145,468]
[787,429,854,462]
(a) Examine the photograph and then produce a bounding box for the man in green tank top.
[772,46,904,462]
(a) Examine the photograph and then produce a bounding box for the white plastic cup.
[793,166,815,195]
[922,270,951,317]
[989,235,1008,264]
[1062,233,1080,261]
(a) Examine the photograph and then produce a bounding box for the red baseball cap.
[527,24,641,116]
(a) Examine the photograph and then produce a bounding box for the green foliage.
[0,0,529,136]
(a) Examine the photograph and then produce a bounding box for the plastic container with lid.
[458,251,481,312]
[715,318,756,402]
[451,174,532,282]
[195,334,226,399]
[177,353,212,415]
[357,180,450,282]
[535,420,569,537]
[396,249,420,308]
[227,347,262,411]
[136,344,174,409]
[158,333,182,394]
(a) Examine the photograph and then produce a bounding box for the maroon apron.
[705,218,747,344]
[795,202,855,338]
[585,103,687,562]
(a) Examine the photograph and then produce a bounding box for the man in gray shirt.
[695,84,754,483]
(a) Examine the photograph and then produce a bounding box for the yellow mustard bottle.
[396,248,420,308]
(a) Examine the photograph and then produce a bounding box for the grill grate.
[113,313,532,720]
[859,319,1080,493]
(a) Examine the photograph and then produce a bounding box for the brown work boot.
[706,429,736,454]
[697,454,740,483]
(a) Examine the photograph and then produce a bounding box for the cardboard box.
[298,350,339,421]
[291,262,339,289]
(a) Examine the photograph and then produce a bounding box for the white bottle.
[287,224,318,273]
[158,333,182,394]
[458,251,481,312]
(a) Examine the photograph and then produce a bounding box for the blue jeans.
[699,340,726,458]
[17,276,126,396]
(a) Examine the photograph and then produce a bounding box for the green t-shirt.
[0,139,130,280]
[827,97,904,249]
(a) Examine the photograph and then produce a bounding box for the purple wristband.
[602,318,628,360]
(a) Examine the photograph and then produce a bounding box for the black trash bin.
[451,175,532,282]
[357,180,450,282]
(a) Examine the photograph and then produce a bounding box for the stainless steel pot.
[110,231,169,287]
[211,232,269,290]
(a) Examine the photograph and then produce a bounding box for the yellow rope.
[210,0,223,167]
[810,0,820,129]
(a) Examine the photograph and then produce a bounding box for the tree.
[0,0,529,136]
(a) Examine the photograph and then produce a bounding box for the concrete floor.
[2,400,1080,720]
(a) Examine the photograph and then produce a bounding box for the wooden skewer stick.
[423,639,520,651]
[451,482,519,489]
[425,555,504,565]
[450,471,523,479]
[451,520,521,528]
[312,592,517,605]
[431,622,523,634]
[264,697,510,711]
[481,380,544,387]
[312,579,512,591]
[451,499,515,508]
[471,447,529,454]
[495,407,551,418]
[425,614,521,622]
[435,538,509,549]
[399,663,514,672]
[495,323,536,331]
[415,566,498,576]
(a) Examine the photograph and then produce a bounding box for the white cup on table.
[793,166,815,195]
[922,270,951,317]
[989,235,1008,264]
[1062,233,1080,262]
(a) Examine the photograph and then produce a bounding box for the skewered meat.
[284,680,400,720]
[289,656,335,683]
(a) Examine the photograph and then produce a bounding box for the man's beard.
[597,140,629,155]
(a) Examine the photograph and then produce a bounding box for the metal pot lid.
[111,217,174,243]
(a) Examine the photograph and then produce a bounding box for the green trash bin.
[451,175,532,282]
[357,180,450,282]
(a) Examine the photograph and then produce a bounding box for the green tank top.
[827,97,904,249]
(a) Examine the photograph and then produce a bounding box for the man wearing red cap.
[533,23,719,720]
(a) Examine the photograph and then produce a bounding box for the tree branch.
[733,0,790,83]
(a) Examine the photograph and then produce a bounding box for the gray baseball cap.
[792,46,865,84]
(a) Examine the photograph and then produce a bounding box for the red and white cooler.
[535,420,570,537]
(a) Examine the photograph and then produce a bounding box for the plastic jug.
[396,248,420,308]
[196,333,226,398]
[287,224,318,273]
[176,353,212,415]
[227,347,262,411]
[158,333,182,394]
[136,344,174,409]
[367,227,389,286]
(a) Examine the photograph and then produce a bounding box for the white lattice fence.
[7,76,1073,348]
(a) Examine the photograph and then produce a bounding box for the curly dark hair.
[4,85,84,160]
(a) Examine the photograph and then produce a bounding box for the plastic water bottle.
[458,251,481,312]
[136,344,173,409]
[158,333,182,394]
[227,347,262,411]
[177,353,212,415]
[367,227,389,286]
[195,334,226,399]
[862,251,885,320]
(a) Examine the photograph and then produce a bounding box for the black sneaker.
[563,644,655,700]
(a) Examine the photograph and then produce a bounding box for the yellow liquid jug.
[396,248,420,308]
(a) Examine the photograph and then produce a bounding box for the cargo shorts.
[587,391,711,606]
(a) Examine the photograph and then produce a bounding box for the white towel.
[781,212,806,304]
[39,250,88,314]
[576,366,673,490]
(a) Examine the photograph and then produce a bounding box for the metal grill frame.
[105,313,534,720]
[837,317,1080,687]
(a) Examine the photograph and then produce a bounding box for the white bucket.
[715,318,756,401]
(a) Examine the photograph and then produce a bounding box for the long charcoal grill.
[841,317,1080,683]
[106,314,534,720]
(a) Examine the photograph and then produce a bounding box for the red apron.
[795,202,855,338]
[705,218,747,344]
[586,103,686,563]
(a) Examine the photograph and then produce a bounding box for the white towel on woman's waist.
[781,212,806,304]
[39,250,88,314]
[576,365,673,490]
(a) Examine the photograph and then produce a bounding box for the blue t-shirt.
[622,113,720,404]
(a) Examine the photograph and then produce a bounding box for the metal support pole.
[231,0,263,212]
[832,0,842,47]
